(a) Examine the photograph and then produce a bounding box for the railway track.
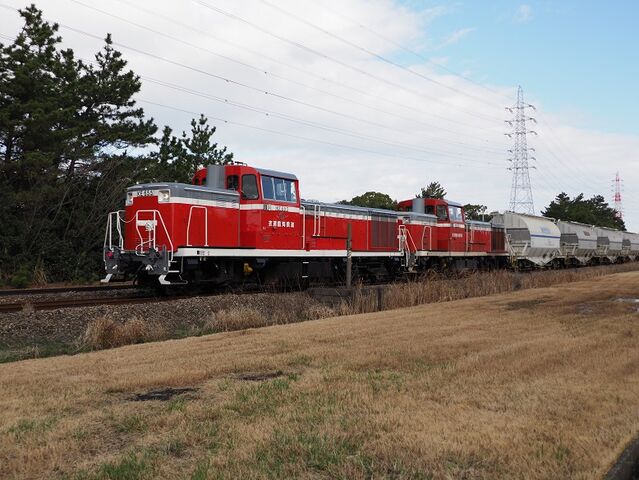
[2,263,635,315]
[0,284,135,297]
[0,280,316,314]
[0,294,164,314]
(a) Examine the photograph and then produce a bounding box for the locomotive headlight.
[126,192,134,206]
[158,189,171,203]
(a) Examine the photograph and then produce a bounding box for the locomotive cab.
[193,165,301,250]
[398,198,467,251]
[426,199,466,251]
[423,199,464,223]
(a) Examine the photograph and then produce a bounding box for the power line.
[0,6,504,167]
[52,21,465,145]
[140,99,502,169]
[0,25,500,167]
[193,0,501,130]
[256,0,506,118]
[535,114,611,192]
[533,124,639,206]
[113,0,499,142]
[32,13,506,161]
[315,0,515,104]
[65,0,503,149]
[142,76,505,160]
[530,139,602,195]
[503,98,615,198]
[520,101,621,196]
[534,137,606,193]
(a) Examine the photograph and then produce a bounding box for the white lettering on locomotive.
[266,219,296,229]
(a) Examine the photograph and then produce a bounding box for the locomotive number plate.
[263,204,288,211]
[137,189,154,197]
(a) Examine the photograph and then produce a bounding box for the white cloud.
[1,0,637,230]
[514,4,533,23]
[435,27,475,50]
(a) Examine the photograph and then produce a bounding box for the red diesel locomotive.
[103,164,507,286]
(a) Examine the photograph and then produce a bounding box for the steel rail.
[0,294,166,314]
[0,284,135,297]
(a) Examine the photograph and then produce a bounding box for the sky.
[2,0,638,230]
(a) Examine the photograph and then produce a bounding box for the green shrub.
[10,273,29,289]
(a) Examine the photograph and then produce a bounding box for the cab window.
[426,205,435,215]
[226,175,239,191]
[436,205,448,221]
[241,174,259,200]
[261,175,297,203]
[449,206,463,222]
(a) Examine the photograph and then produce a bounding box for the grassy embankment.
[0,270,638,478]
[2,263,638,364]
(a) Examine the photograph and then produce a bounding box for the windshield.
[436,205,448,221]
[261,176,297,203]
[241,174,258,200]
[449,206,463,222]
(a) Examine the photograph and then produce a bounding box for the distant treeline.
[340,184,625,230]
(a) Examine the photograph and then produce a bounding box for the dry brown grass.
[342,263,639,314]
[82,315,166,350]
[204,306,265,332]
[68,264,639,355]
[204,303,337,333]
[1,270,639,479]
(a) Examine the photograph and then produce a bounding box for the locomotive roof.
[255,168,297,181]
[399,198,463,207]
[301,200,402,217]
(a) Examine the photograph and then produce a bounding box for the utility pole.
[345,223,352,288]
[505,86,537,215]
[612,172,624,220]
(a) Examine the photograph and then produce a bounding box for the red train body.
[103,164,507,286]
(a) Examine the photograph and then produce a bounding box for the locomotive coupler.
[102,246,123,283]
[140,246,170,276]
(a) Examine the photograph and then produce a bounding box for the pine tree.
[542,193,625,231]
[149,114,234,184]
[417,182,446,199]
[0,5,234,284]
[0,5,157,283]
